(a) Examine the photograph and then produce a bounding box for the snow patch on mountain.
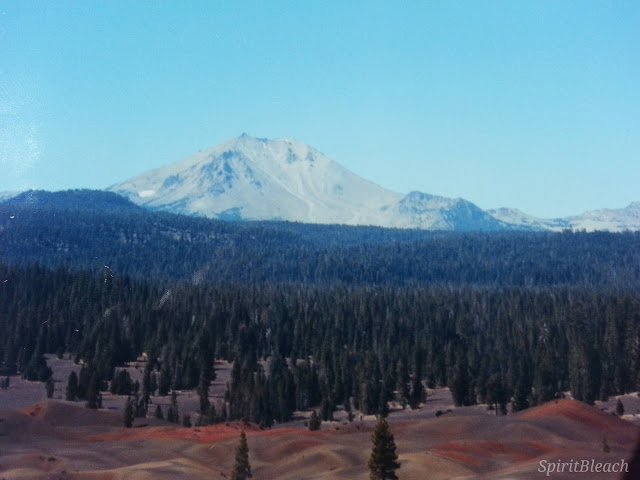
[564,202,640,232]
[488,203,640,232]
[487,208,570,231]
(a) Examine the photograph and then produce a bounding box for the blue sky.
[1,1,638,218]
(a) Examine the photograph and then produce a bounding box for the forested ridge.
[2,190,640,288]
[2,262,639,426]
[2,190,640,426]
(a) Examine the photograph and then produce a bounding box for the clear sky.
[1,1,638,218]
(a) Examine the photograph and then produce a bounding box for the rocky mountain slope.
[108,134,514,231]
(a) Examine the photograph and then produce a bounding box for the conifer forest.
[1,192,640,427]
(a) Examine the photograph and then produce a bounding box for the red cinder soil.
[520,398,632,430]
[3,395,640,480]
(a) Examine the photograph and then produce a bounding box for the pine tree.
[368,417,400,480]
[124,396,134,428]
[77,364,91,400]
[308,409,321,431]
[182,414,192,428]
[451,350,473,407]
[85,372,100,409]
[408,376,423,410]
[230,430,252,480]
[166,406,175,423]
[169,390,179,424]
[110,369,133,395]
[45,377,55,398]
[616,398,625,416]
[150,371,158,396]
[486,373,509,416]
[154,404,164,420]
[141,361,152,413]
[378,386,390,418]
[65,371,78,401]
[197,375,210,415]
[512,357,532,412]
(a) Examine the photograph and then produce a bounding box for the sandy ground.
[1,397,638,480]
[1,356,640,479]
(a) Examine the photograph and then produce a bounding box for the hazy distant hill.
[3,189,143,213]
[488,202,640,232]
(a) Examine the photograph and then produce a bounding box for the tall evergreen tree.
[512,358,532,412]
[197,375,210,415]
[65,371,78,401]
[182,414,192,428]
[85,372,100,409]
[45,376,55,398]
[123,396,134,428]
[110,369,133,395]
[451,348,474,407]
[230,430,252,480]
[408,376,423,410]
[169,389,180,423]
[485,373,509,416]
[77,364,91,400]
[368,417,400,480]
[532,347,557,405]
[378,386,390,418]
[141,362,152,413]
[154,404,164,420]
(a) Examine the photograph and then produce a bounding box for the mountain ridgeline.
[2,189,640,288]
[106,134,640,232]
[108,134,519,231]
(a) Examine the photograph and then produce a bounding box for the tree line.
[2,191,640,288]
[2,262,639,427]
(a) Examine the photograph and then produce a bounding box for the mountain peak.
[107,135,640,232]
[105,136,521,230]
[109,136,406,225]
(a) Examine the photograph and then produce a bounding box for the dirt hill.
[2,397,638,480]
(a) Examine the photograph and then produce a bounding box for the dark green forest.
[1,190,640,427]
[2,190,639,288]
[2,263,640,426]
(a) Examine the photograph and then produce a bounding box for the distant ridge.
[2,189,143,213]
[488,202,640,232]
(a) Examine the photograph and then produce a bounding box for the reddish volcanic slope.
[2,398,639,480]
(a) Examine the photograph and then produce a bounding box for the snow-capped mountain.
[488,202,640,232]
[564,202,640,232]
[108,134,639,232]
[384,192,511,230]
[486,208,571,231]
[109,135,511,230]
[110,134,403,225]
